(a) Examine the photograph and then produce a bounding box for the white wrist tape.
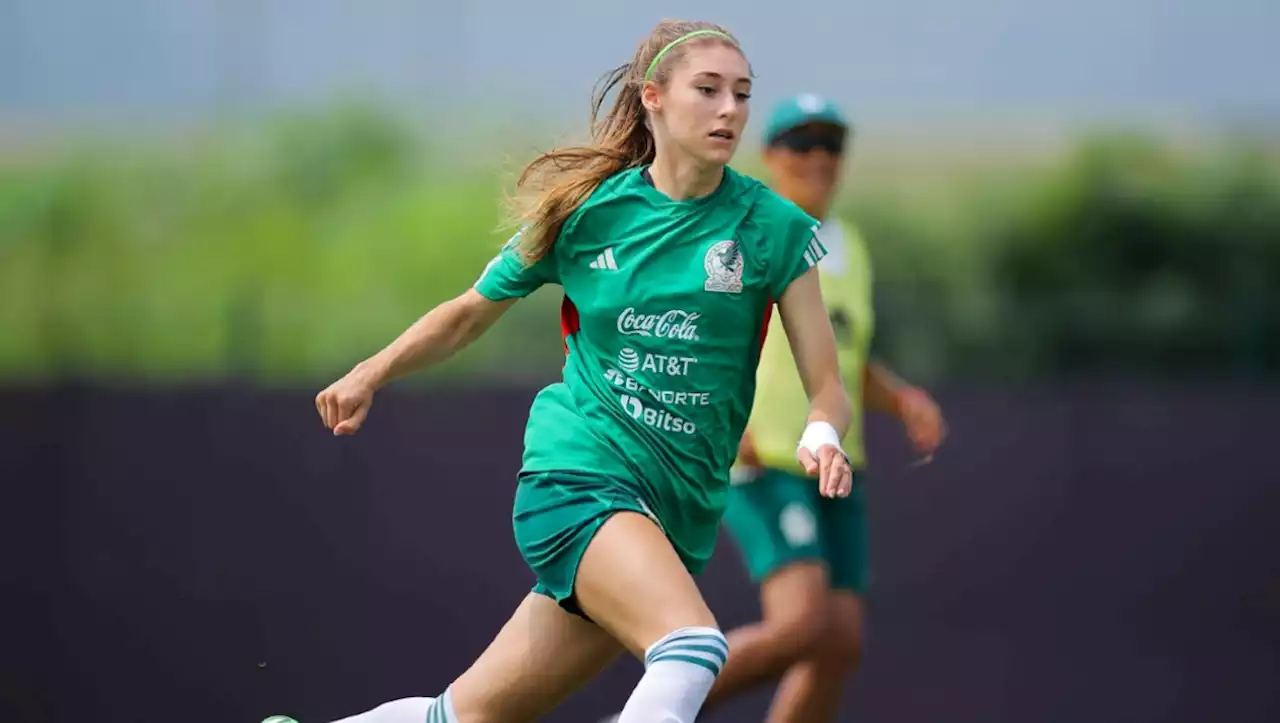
[797,421,843,457]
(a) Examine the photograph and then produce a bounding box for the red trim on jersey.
[560,296,581,355]
[758,297,774,354]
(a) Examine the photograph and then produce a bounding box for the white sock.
[331,688,456,723]
[616,627,728,723]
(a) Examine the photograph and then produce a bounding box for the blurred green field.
[2,105,1278,386]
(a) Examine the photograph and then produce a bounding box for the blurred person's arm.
[863,362,947,457]
[862,361,910,415]
[860,282,947,457]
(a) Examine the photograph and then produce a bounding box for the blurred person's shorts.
[722,467,869,592]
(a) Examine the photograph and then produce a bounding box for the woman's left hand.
[798,443,853,498]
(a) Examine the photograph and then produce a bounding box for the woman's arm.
[776,266,854,497]
[316,289,516,435]
[358,289,514,388]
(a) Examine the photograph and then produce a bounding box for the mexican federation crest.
[704,240,744,293]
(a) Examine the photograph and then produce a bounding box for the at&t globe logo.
[618,348,640,372]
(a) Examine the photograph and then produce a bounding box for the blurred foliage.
[0,105,566,386]
[845,131,1280,382]
[1,104,1277,386]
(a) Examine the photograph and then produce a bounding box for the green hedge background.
[2,105,1277,386]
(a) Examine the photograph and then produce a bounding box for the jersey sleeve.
[473,229,559,301]
[768,210,827,300]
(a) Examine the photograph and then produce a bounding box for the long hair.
[504,19,741,265]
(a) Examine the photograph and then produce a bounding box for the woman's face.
[647,42,753,167]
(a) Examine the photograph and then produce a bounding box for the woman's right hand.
[315,363,380,436]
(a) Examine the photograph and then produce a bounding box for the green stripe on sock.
[427,696,448,723]
[648,652,723,676]
[644,634,728,666]
[654,643,728,664]
[656,632,725,646]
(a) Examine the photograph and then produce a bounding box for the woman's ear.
[640,81,662,116]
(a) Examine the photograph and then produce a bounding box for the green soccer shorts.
[513,470,711,618]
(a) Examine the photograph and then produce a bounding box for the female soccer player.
[270,20,856,723]
[698,94,948,722]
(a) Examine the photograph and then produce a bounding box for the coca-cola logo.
[616,307,701,341]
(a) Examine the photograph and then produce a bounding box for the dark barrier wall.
[2,385,1277,723]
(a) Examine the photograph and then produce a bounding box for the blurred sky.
[2,0,1278,135]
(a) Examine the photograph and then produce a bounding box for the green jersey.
[474,166,826,567]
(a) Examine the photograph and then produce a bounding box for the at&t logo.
[618,348,640,372]
[617,347,696,376]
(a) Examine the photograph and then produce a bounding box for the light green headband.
[644,29,735,82]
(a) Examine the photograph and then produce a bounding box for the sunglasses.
[769,124,848,155]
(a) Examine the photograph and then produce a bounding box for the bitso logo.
[618,348,640,372]
[619,393,643,418]
[619,394,697,435]
[616,308,701,341]
[704,240,744,293]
